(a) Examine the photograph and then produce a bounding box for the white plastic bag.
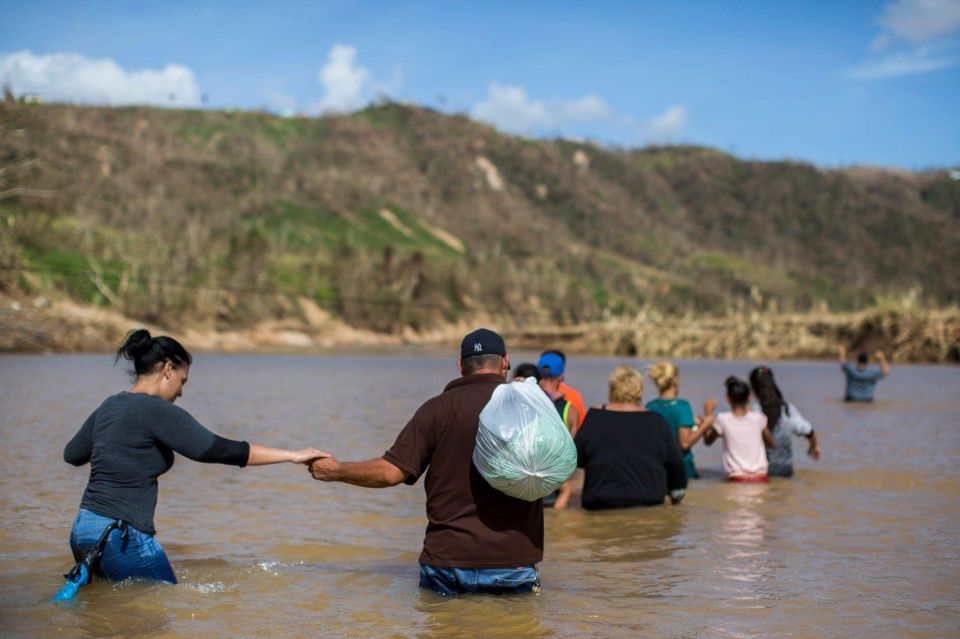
[473,378,577,501]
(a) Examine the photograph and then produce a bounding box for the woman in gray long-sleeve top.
[63,329,324,586]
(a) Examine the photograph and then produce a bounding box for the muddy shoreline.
[1,291,956,363]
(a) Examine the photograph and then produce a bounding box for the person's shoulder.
[100,392,128,407]
[112,391,168,411]
[581,405,609,424]
[111,392,193,426]
[86,393,125,417]
[415,390,449,414]
[117,391,165,403]
[562,382,583,398]
[642,410,670,427]
[748,410,768,425]
[133,393,194,419]
[431,376,498,409]
[443,374,502,393]
[646,398,676,414]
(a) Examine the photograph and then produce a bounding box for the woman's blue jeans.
[419,563,539,596]
[69,509,176,583]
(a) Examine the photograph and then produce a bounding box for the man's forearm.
[325,458,407,488]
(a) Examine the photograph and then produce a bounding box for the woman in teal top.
[645,361,709,479]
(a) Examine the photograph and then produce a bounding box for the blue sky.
[2,1,958,168]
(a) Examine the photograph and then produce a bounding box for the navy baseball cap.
[460,328,506,359]
[537,352,565,378]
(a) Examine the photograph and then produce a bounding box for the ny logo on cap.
[474,342,483,352]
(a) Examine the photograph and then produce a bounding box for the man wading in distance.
[838,346,890,402]
[308,328,544,596]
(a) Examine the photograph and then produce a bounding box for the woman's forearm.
[687,414,716,448]
[246,444,323,466]
[680,426,706,450]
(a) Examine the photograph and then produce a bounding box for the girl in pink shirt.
[703,377,775,482]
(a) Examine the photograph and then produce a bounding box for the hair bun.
[119,329,153,361]
[115,329,191,378]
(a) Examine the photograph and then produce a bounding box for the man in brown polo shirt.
[308,328,544,595]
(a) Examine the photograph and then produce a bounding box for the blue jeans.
[419,563,540,596]
[69,509,176,584]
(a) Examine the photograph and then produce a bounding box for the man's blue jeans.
[70,509,177,583]
[419,563,540,596]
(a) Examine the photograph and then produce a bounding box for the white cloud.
[471,83,689,146]
[847,44,957,78]
[0,50,200,106]
[877,0,960,46]
[851,1,960,79]
[471,84,549,132]
[557,94,613,122]
[471,83,614,134]
[645,105,688,143]
[316,44,370,114]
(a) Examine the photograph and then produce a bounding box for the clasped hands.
[291,450,340,481]
[287,448,343,481]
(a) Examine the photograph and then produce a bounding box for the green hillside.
[1,100,957,332]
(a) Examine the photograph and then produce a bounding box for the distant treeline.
[1,100,958,332]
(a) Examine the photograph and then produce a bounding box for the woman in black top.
[574,365,687,510]
[63,329,324,585]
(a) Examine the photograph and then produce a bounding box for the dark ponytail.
[724,375,750,407]
[749,366,787,430]
[116,329,192,378]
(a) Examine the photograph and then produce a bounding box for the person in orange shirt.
[541,350,586,428]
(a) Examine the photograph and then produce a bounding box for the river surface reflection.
[0,353,958,637]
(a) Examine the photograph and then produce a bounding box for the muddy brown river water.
[0,353,958,638]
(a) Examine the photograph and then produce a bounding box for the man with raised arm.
[308,328,543,596]
[839,346,891,402]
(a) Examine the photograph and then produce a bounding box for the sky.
[1,0,958,169]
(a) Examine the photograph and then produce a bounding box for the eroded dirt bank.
[1,291,956,363]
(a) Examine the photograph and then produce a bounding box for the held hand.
[808,444,821,460]
[874,350,886,360]
[703,398,717,415]
[309,455,341,481]
[289,447,328,464]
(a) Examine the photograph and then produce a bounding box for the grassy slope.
[1,100,957,332]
